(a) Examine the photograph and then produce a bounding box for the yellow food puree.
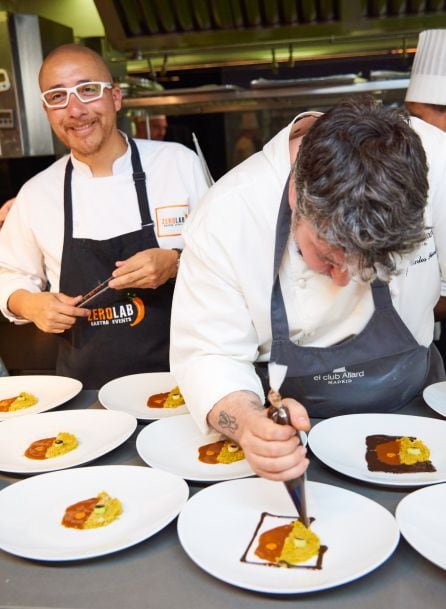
[46,432,78,458]
[8,392,38,411]
[217,440,245,464]
[163,386,185,408]
[83,492,123,529]
[398,436,431,465]
[279,521,321,565]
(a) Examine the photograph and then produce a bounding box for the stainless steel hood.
[94,1,446,70]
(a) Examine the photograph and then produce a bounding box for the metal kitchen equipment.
[0,11,72,158]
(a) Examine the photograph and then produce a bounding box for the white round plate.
[177,478,399,594]
[0,409,137,474]
[98,372,188,420]
[136,414,255,482]
[0,375,82,420]
[0,465,189,561]
[308,413,446,487]
[396,483,446,570]
[423,381,446,417]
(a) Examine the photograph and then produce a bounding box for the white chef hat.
[405,29,446,104]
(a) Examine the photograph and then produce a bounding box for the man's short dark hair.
[292,96,428,280]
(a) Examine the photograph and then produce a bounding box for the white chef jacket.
[0,137,209,322]
[170,113,446,434]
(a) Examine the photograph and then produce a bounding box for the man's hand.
[7,290,89,333]
[109,248,179,290]
[208,391,310,481]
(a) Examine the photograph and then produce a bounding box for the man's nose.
[66,91,86,113]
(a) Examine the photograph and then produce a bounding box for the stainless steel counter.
[0,391,444,609]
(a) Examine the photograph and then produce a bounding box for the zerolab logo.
[87,293,145,328]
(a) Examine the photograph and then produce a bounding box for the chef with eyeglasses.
[0,43,208,388]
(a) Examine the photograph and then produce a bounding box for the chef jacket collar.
[69,131,133,177]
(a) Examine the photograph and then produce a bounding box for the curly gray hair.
[292,96,429,281]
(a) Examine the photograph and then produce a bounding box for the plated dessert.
[147,386,185,409]
[365,434,436,473]
[24,432,78,460]
[198,439,245,464]
[241,512,327,569]
[61,491,122,529]
[0,392,37,412]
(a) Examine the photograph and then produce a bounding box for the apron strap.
[63,158,74,242]
[128,138,153,228]
[370,278,393,309]
[271,175,292,340]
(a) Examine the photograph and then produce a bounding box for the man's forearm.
[7,289,33,319]
[207,390,265,441]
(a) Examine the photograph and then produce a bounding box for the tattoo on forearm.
[218,410,238,432]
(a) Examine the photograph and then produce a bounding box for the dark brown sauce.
[240,512,327,570]
[61,497,98,529]
[24,437,55,459]
[147,392,169,408]
[198,440,225,464]
[365,434,436,473]
[0,397,16,412]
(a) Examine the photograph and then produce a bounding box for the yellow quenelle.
[217,440,245,464]
[163,386,185,408]
[8,392,38,411]
[399,436,431,465]
[83,492,123,529]
[279,521,321,565]
[45,432,78,458]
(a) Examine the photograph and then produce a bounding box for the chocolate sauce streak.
[240,512,327,570]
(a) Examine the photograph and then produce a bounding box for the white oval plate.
[396,483,446,570]
[98,372,188,420]
[177,478,399,594]
[0,465,189,561]
[136,414,255,482]
[0,409,137,474]
[422,381,446,417]
[0,375,82,420]
[308,413,446,487]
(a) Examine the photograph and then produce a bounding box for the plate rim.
[422,381,446,417]
[0,464,189,561]
[177,478,400,594]
[0,409,137,474]
[395,482,446,570]
[98,371,188,420]
[0,375,83,420]
[308,413,446,487]
[136,414,255,482]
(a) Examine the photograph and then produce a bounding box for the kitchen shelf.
[121,78,410,115]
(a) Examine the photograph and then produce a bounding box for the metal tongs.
[76,274,114,307]
[267,362,310,527]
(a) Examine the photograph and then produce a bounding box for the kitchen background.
[1,0,446,201]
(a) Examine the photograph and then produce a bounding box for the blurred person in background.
[0,44,208,389]
[405,29,446,362]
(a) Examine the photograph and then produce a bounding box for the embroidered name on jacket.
[87,295,145,328]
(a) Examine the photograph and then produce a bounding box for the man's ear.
[111,84,122,112]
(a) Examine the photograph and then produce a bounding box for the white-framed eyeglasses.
[40,81,113,108]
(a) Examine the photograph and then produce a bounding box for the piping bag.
[267,362,310,527]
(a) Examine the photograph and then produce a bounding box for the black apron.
[57,138,173,389]
[256,177,444,417]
